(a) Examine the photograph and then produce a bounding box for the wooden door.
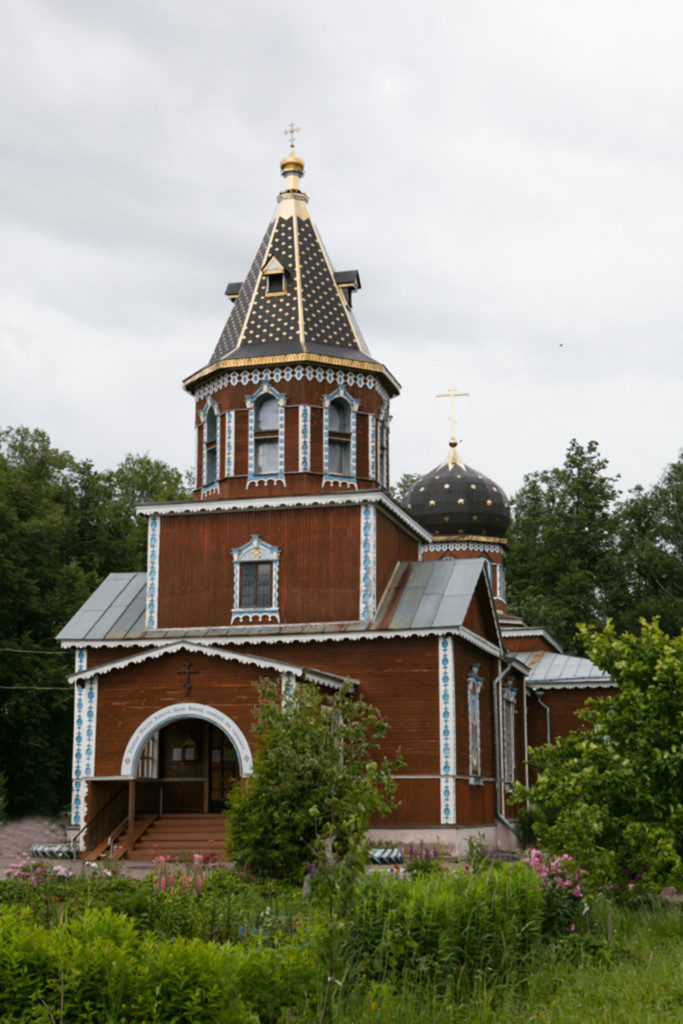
[209,727,239,812]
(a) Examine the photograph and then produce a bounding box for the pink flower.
[570,923,576,932]
[159,876,167,891]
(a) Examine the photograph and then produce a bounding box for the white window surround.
[231,534,281,624]
[502,682,517,786]
[323,384,359,489]
[467,665,484,784]
[199,397,221,495]
[245,384,286,487]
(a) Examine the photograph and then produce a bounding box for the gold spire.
[436,384,469,467]
[280,122,305,191]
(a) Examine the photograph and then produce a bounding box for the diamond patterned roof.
[207,161,381,368]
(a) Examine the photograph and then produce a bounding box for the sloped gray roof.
[518,651,611,686]
[373,558,487,630]
[56,573,146,642]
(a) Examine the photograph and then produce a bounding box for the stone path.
[0,816,67,868]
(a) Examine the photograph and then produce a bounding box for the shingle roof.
[517,651,612,686]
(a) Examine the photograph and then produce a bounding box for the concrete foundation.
[367,821,519,859]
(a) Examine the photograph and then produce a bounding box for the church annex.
[57,143,615,859]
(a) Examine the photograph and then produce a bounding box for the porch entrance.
[137,718,240,814]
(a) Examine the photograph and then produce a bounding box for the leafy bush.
[0,904,321,1023]
[342,863,558,985]
[514,619,683,895]
[227,680,400,881]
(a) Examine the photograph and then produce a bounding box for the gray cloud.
[1,0,681,497]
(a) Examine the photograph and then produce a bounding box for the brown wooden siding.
[375,511,419,602]
[376,778,441,827]
[463,577,499,646]
[504,635,559,654]
[157,506,361,627]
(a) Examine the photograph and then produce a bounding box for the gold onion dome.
[401,442,511,539]
[280,148,305,176]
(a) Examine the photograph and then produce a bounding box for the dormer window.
[266,273,286,295]
[263,255,288,297]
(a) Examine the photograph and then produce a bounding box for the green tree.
[390,472,420,503]
[227,680,400,881]
[613,452,683,638]
[0,427,190,816]
[506,440,621,651]
[515,619,683,892]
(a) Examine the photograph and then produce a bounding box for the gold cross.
[283,122,301,149]
[436,385,469,443]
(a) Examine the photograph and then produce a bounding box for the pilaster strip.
[438,636,456,824]
[146,514,160,629]
[359,502,377,621]
[225,410,235,476]
[298,405,311,472]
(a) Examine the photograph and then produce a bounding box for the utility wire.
[0,648,67,656]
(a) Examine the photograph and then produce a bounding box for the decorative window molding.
[246,384,286,487]
[497,562,506,601]
[199,397,221,497]
[146,514,160,629]
[71,658,97,843]
[195,365,391,407]
[367,413,376,480]
[359,502,377,621]
[231,534,281,623]
[225,410,235,477]
[438,636,456,824]
[323,384,359,489]
[467,665,484,785]
[298,405,311,472]
[502,683,517,787]
[121,702,253,778]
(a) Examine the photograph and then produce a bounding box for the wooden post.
[128,779,136,852]
[203,722,210,813]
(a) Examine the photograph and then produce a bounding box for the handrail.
[69,785,127,852]
[108,783,162,857]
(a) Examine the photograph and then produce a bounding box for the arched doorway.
[121,702,253,814]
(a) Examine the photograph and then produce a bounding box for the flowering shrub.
[3,860,73,883]
[151,853,204,895]
[523,849,585,931]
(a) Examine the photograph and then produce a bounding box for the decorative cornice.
[429,534,509,547]
[526,679,613,690]
[184,352,400,397]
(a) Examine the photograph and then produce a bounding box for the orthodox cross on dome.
[436,385,469,466]
[177,659,197,697]
[283,121,301,149]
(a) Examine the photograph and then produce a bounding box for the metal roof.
[56,573,146,642]
[518,651,611,686]
[373,558,486,631]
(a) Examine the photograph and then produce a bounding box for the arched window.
[254,394,279,475]
[323,386,359,486]
[328,398,351,476]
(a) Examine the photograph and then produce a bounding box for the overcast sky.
[2,0,681,499]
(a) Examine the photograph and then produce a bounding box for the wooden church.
[57,143,615,860]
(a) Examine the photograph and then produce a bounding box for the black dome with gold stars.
[402,444,510,539]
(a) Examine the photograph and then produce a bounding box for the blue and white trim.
[438,636,456,824]
[378,403,389,489]
[502,682,517,786]
[199,396,221,497]
[71,649,98,844]
[298,405,311,472]
[246,384,286,487]
[367,413,377,480]
[359,502,377,621]
[281,672,298,707]
[419,541,504,559]
[146,514,160,629]
[195,365,391,406]
[231,534,281,624]
[323,384,360,489]
[225,409,235,477]
[467,664,484,784]
[497,562,506,601]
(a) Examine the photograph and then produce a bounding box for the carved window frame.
[245,384,286,487]
[231,534,281,623]
[467,665,484,785]
[502,682,517,787]
[323,384,359,489]
[199,397,221,495]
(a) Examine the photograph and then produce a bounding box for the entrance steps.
[122,813,228,862]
